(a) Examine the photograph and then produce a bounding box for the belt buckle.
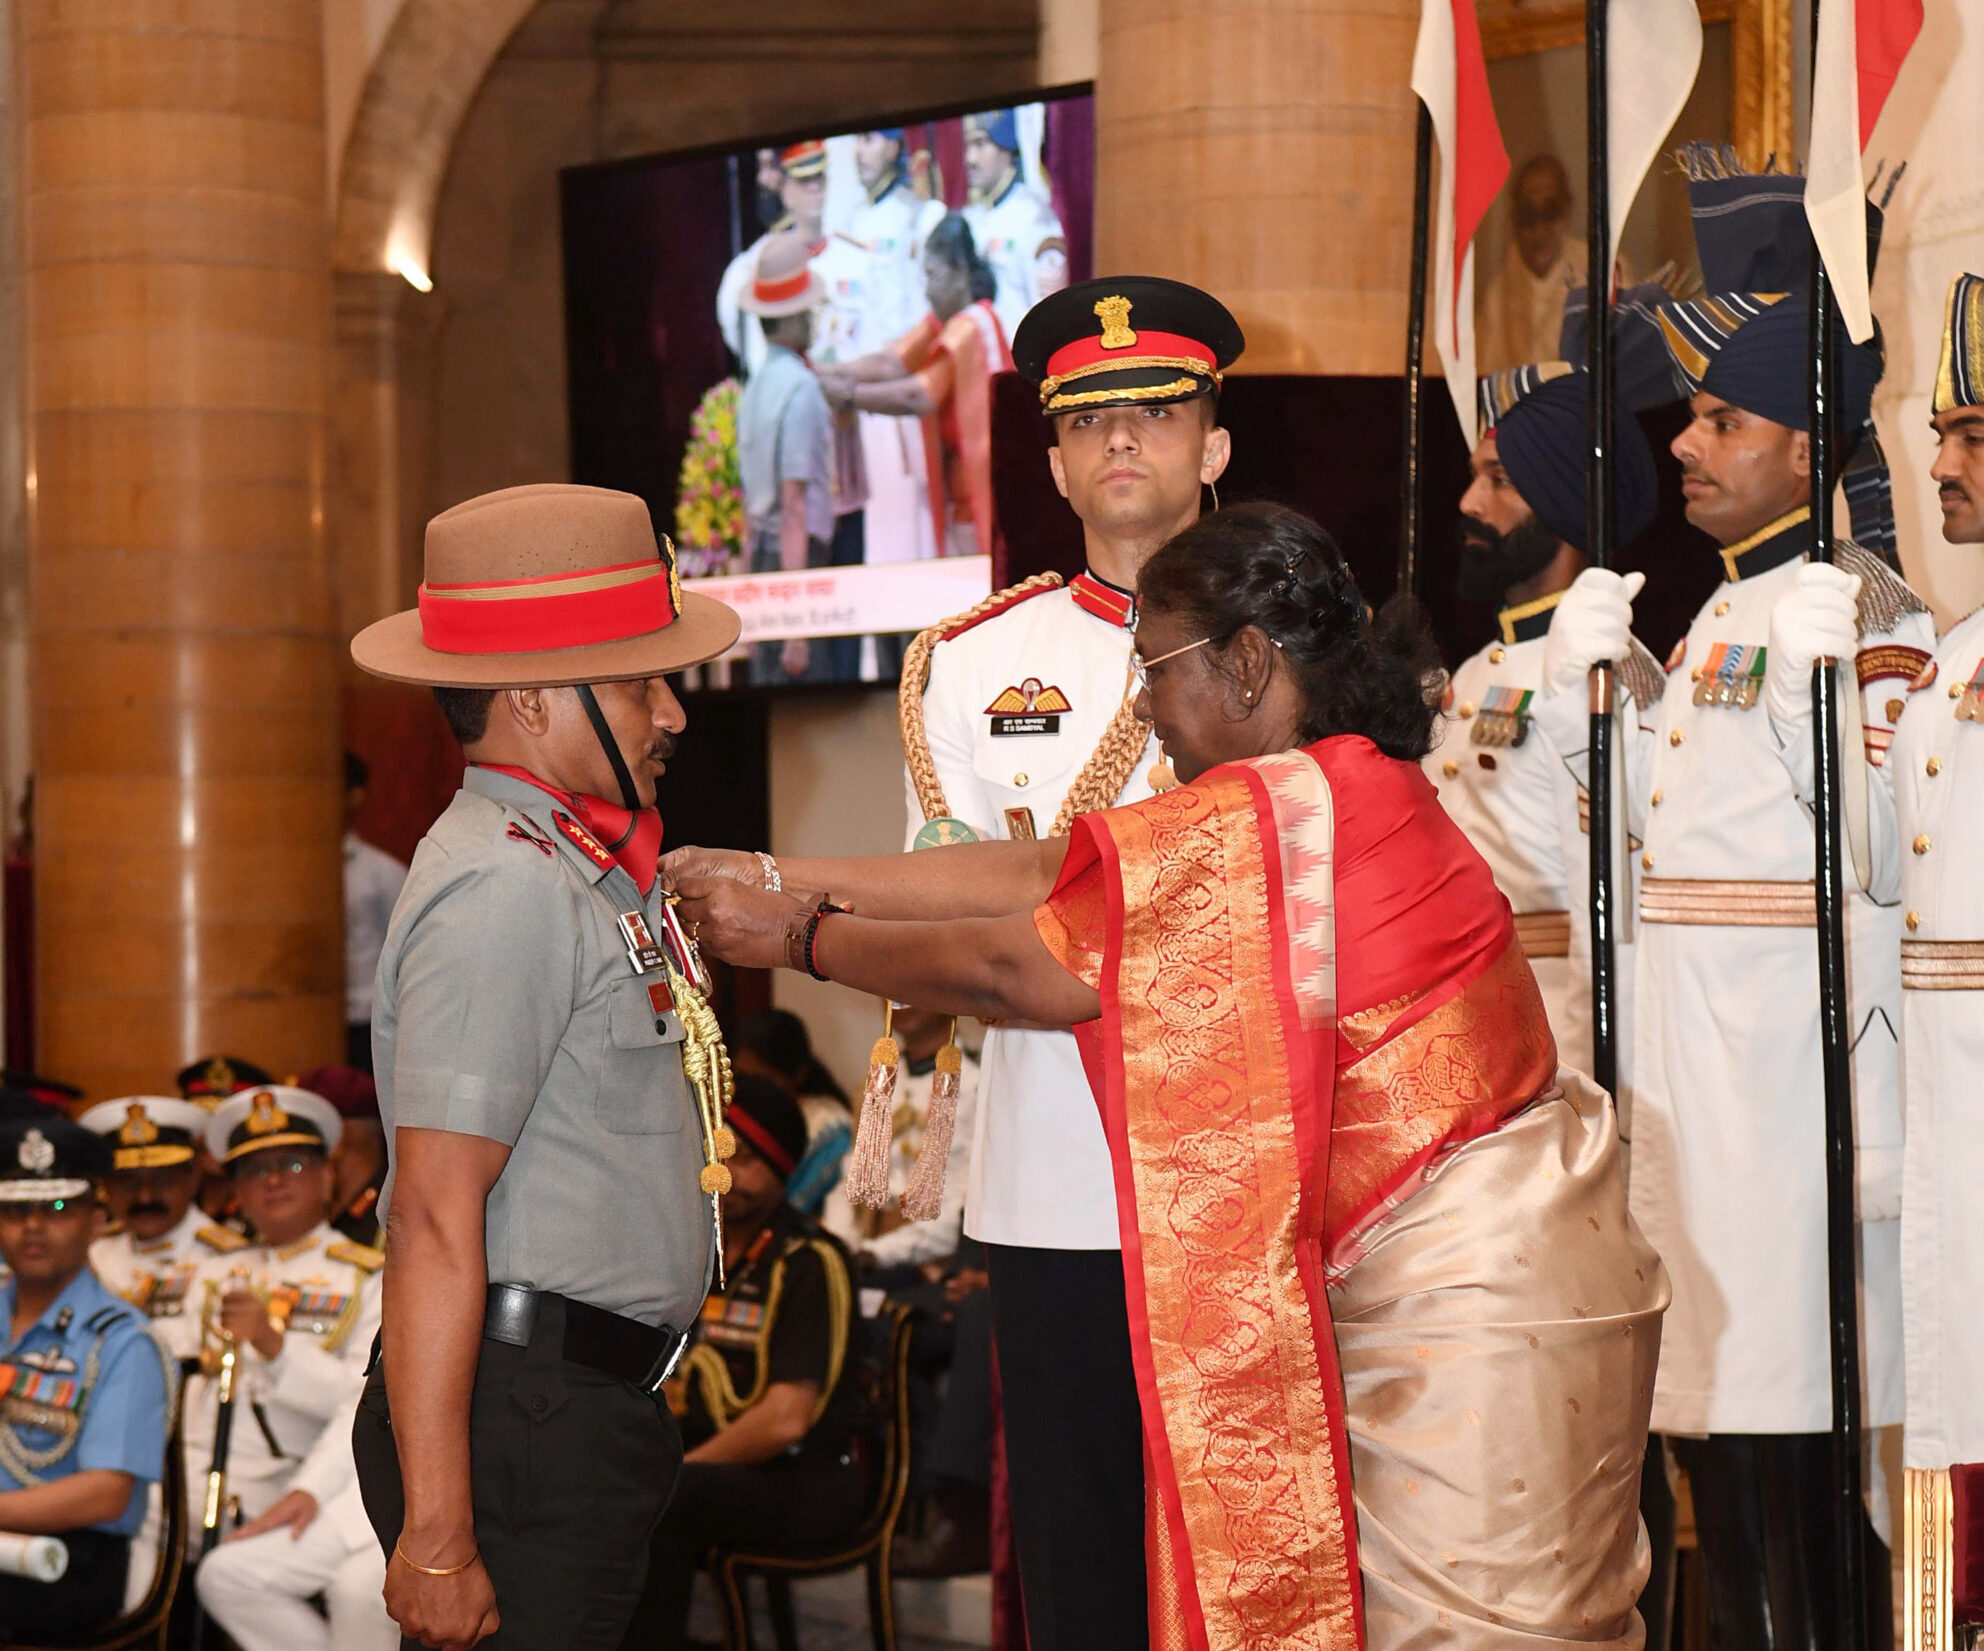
[640,1325,687,1393]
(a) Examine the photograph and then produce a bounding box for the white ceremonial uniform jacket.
[962,176,1067,344]
[846,179,945,348]
[1886,606,1984,1470]
[841,184,947,569]
[1538,519,1932,1435]
[167,1222,383,1524]
[907,579,1156,1249]
[91,1208,233,1324]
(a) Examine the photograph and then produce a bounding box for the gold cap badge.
[1093,295,1137,350]
[245,1091,289,1136]
[119,1104,160,1148]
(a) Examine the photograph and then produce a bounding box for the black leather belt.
[483,1284,688,1394]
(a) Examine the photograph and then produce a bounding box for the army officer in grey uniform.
[349,484,741,1651]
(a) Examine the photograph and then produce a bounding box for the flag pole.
[1399,103,1434,601]
[1582,0,1620,1103]
[1804,5,1866,1632]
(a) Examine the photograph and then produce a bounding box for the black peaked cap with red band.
[1013,276,1244,416]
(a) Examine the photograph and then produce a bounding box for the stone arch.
[332,0,542,277]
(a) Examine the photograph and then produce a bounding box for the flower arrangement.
[673,377,744,576]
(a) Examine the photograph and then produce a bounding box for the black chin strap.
[573,684,643,842]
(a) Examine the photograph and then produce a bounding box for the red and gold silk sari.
[1037,737,1664,1650]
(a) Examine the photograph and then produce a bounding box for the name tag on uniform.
[616,912,668,975]
[985,680,1071,736]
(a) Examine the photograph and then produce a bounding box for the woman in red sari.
[672,503,1667,1649]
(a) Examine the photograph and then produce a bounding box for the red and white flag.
[1806,0,1923,342]
[1412,0,1509,441]
[1608,0,1703,263]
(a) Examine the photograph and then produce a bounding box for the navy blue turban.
[1482,367,1658,552]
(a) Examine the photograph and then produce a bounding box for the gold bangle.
[393,1537,478,1577]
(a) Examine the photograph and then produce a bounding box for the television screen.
[561,87,1095,690]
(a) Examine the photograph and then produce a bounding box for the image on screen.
[560,88,1095,692]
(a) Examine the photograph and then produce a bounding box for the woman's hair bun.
[1137,501,1441,761]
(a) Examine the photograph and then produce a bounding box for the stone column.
[1093,0,1418,374]
[22,0,342,1098]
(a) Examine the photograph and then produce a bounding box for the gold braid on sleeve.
[898,573,1066,825]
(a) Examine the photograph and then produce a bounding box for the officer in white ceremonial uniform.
[174,1087,383,1540]
[195,1389,395,1651]
[81,1096,236,1321]
[1538,155,1931,1645]
[1774,274,1984,1626]
[960,109,1067,343]
[1427,361,1664,1080]
[903,275,1240,1651]
[846,128,946,570]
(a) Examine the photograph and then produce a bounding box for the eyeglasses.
[1130,636,1214,693]
[232,1153,320,1183]
[1129,633,1284,693]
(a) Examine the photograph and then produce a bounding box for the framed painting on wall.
[1470,0,1796,374]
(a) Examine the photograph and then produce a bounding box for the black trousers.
[615,1453,867,1649]
[353,1296,684,1651]
[0,1528,127,1643]
[987,1243,1148,1651]
[1674,1432,1893,1651]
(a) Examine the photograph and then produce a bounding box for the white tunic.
[962,176,1067,343]
[90,1207,218,1323]
[1888,606,1984,1470]
[844,183,947,569]
[1425,622,1595,1077]
[166,1222,383,1525]
[1561,540,1932,1434]
[845,179,946,347]
[906,581,1156,1250]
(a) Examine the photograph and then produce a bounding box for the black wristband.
[801,901,845,981]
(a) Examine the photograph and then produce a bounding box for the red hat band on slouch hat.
[750,265,815,310]
[417,555,683,657]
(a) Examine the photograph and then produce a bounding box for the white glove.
[1763,562,1861,727]
[1541,568,1647,696]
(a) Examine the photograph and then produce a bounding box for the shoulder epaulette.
[325,1239,384,1273]
[83,1305,132,1335]
[195,1224,249,1254]
[1620,637,1667,713]
[930,573,1064,646]
[1837,540,1929,637]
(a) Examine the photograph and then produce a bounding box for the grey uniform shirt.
[373,766,712,1331]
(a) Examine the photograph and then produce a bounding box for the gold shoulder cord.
[662,922,737,1285]
[897,570,1149,836]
